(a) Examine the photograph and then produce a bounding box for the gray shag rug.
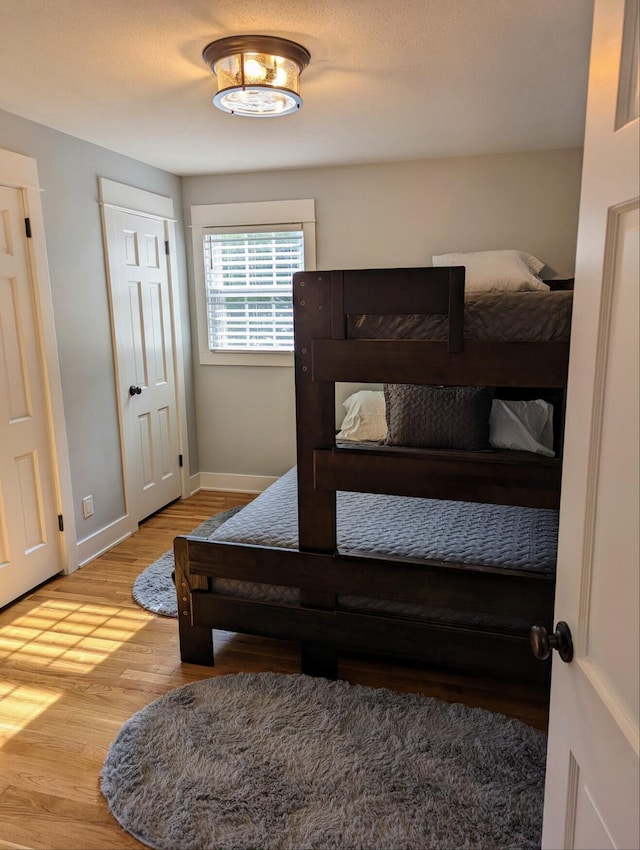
[132,507,242,616]
[100,672,546,850]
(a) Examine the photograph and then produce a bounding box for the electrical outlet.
[82,495,94,519]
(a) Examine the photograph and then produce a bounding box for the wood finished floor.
[0,489,549,849]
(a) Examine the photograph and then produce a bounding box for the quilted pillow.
[384,384,494,450]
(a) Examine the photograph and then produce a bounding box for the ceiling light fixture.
[203,35,311,118]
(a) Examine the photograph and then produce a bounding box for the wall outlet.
[82,495,94,519]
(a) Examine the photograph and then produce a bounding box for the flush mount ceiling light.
[203,35,311,117]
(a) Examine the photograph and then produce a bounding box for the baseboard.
[76,515,132,567]
[73,471,268,566]
[188,471,201,496]
[199,472,277,494]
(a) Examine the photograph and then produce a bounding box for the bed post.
[293,270,337,550]
[174,536,214,665]
[293,270,339,678]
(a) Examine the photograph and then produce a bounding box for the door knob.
[530,621,574,663]
[129,385,142,396]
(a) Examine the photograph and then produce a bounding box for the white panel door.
[103,208,181,523]
[0,185,62,607]
[542,1,639,847]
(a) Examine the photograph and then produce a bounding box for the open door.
[541,1,639,847]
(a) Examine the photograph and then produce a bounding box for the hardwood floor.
[0,489,549,849]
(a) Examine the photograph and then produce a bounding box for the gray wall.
[0,111,585,530]
[0,109,196,541]
[182,148,583,479]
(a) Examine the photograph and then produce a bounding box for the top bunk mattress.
[210,467,558,575]
[347,290,573,342]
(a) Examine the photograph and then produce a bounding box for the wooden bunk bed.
[174,266,572,688]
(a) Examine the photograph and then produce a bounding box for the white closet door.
[0,185,62,606]
[103,208,181,523]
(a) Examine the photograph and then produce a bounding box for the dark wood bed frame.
[174,267,571,688]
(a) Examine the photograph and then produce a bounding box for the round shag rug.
[131,507,242,616]
[100,672,546,850]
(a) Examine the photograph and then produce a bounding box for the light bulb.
[243,57,267,81]
[273,64,288,87]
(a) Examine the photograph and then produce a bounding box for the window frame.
[191,199,316,366]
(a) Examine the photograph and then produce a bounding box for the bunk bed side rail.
[190,593,551,685]
[179,536,555,621]
[314,447,562,508]
[311,338,570,387]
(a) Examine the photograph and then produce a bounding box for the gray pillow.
[383,384,493,450]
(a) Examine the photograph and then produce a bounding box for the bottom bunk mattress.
[204,468,558,632]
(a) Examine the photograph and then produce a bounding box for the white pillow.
[336,390,387,442]
[432,249,549,292]
[489,399,555,457]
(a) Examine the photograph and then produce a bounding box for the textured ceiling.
[0,0,594,176]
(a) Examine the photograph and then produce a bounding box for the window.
[203,227,303,352]
[191,199,316,366]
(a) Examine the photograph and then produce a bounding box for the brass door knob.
[530,621,574,663]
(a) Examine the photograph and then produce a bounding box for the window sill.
[199,350,294,367]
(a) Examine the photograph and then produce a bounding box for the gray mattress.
[348,290,572,342]
[207,468,558,630]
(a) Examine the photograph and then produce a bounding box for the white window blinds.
[203,226,304,351]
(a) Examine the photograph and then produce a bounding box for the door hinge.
[178,454,183,467]
[165,240,170,255]
[25,218,32,238]
[58,514,64,532]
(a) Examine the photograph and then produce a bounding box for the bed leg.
[301,641,338,680]
[174,536,214,666]
[178,623,214,666]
